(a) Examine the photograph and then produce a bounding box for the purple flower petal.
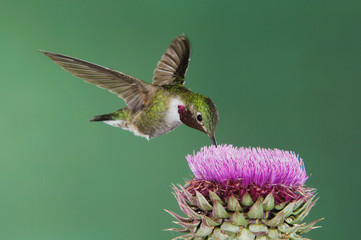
[186,145,308,187]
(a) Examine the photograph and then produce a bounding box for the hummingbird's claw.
[210,136,217,146]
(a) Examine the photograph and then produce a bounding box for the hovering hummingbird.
[41,36,219,145]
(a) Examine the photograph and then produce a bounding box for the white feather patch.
[104,120,149,140]
[165,98,184,125]
[104,120,125,127]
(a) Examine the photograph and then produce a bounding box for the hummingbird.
[41,36,219,145]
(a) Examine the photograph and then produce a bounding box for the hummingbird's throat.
[178,105,205,133]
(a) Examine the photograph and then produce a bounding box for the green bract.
[166,185,322,240]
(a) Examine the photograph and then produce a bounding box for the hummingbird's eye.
[197,113,203,122]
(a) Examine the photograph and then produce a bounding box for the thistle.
[166,145,322,240]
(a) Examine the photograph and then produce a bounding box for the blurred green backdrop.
[1,0,360,239]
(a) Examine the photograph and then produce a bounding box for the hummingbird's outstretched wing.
[153,35,190,86]
[41,51,156,114]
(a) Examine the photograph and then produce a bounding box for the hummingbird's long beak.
[210,136,217,146]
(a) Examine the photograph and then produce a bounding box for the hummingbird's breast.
[165,97,183,121]
[163,97,184,129]
[133,89,185,139]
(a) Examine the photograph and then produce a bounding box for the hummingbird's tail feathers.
[90,113,115,122]
[91,112,129,130]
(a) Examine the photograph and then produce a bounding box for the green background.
[1,0,360,239]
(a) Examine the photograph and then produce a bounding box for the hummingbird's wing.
[152,35,190,86]
[41,51,156,114]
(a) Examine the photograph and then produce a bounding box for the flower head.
[187,145,307,187]
[166,145,322,240]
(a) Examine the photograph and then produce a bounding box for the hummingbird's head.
[178,94,219,145]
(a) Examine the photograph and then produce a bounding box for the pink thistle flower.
[166,145,322,240]
[187,145,307,187]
